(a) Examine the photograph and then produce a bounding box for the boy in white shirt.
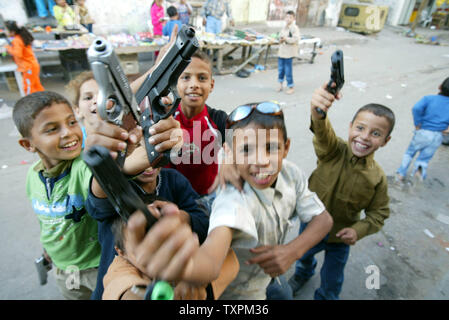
[122,102,333,299]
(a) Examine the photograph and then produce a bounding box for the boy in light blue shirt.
[396,77,449,181]
[163,6,183,40]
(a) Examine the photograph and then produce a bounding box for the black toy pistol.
[316,50,345,119]
[82,145,157,228]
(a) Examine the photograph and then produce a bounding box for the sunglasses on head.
[226,101,283,128]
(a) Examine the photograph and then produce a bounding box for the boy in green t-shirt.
[13,91,181,299]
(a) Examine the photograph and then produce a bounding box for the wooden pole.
[411,0,430,32]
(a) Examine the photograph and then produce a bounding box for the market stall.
[1,26,320,91]
[198,29,321,75]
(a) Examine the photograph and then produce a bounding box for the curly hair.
[65,71,95,106]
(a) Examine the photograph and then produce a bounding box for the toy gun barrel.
[87,38,141,167]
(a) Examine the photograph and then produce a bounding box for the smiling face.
[285,13,295,26]
[19,103,83,170]
[348,111,391,158]
[74,78,99,124]
[136,167,161,186]
[232,123,290,190]
[177,57,214,116]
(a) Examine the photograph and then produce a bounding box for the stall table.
[200,35,321,75]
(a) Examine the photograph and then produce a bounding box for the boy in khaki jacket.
[277,10,300,95]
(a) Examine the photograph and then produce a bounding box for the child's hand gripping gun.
[82,145,174,300]
[87,25,199,168]
[316,50,345,119]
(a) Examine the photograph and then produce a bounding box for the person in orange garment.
[5,20,45,95]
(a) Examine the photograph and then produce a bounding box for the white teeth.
[63,141,77,148]
[254,172,270,179]
[355,142,368,149]
[188,94,200,97]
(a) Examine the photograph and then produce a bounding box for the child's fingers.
[249,245,272,254]
[129,215,182,274]
[85,134,127,154]
[161,233,199,282]
[88,117,129,141]
[149,116,180,135]
[148,128,183,153]
[246,249,273,266]
[124,210,149,255]
[336,228,350,238]
[145,223,192,278]
[147,226,198,281]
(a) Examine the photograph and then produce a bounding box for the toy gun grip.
[136,25,199,169]
[82,145,158,229]
[316,50,345,119]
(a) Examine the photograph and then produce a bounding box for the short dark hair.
[352,103,395,137]
[440,77,449,97]
[226,107,288,146]
[286,10,295,16]
[167,5,178,18]
[111,216,126,253]
[13,91,72,138]
[5,20,34,46]
[192,50,212,69]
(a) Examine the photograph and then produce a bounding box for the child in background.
[169,50,228,209]
[277,10,300,95]
[53,0,76,28]
[121,102,333,299]
[396,77,449,183]
[4,20,45,95]
[288,83,395,300]
[13,91,101,299]
[34,0,56,19]
[176,0,192,25]
[151,0,166,37]
[163,6,183,40]
[151,0,166,59]
[74,0,95,33]
[65,70,97,146]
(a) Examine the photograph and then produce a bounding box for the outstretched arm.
[247,210,332,277]
[123,209,233,285]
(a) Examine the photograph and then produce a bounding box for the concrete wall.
[230,0,270,24]
[0,0,28,26]
[325,0,344,26]
[85,0,152,35]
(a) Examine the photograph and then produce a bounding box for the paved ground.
[0,25,448,300]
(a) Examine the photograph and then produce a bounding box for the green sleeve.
[310,117,341,162]
[351,174,390,240]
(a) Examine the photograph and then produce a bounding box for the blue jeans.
[294,223,350,300]
[266,275,293,300]
[34,0,55,18]
[206,16,222,34]
[396,129,443,179]
[278,57,293,88]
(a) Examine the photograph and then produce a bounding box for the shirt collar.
[347,145,375,167]
[34,159,72,178]
[247,168,286,205]
[175,104,209,128]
